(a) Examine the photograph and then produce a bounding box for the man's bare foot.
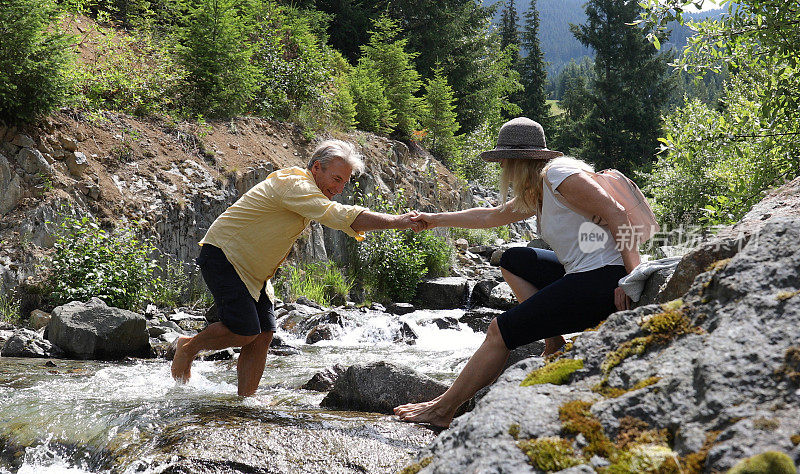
[170,336,194,382]
[541,335,566,357]
[394,400,453,428]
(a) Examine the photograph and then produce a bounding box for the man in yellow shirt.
[171,140,422,396]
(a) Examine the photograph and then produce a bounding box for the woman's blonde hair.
[500,156,594,213]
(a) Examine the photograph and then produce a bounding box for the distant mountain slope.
[485,0,723,78]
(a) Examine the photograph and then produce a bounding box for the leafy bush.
[49,216,159,310]
[0,0,75,123]
[644,66,800,228]
[451,124,501,186]
[71,21,182,116]
[275,260,353,307]
[353,191,454,303]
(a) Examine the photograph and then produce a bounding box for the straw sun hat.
[479,117,563,162]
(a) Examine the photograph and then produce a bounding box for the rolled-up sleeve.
[281,183,367,241]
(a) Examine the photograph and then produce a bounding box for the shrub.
[275,260,353,307]
[353,191,454,303]
[0,290,21,325]
[450,227,510,246]
[49,216,159,310]
[71,21,182,116]
[176,0,259,118]
[0,0,75,123]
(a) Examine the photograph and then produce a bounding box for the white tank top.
[538,159,624,274]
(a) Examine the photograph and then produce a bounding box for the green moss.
[559,400,616,458]
[602,444,681,473]
[593,377,662,398]
[517,437,583,471]
[680,431,720,474]
[774,346,800,385]
[791,434,800,446]
[521,359,584,387]
[705,258,731,273]
[727,451,796,474]
[508,423,520,440]
[776,289,800,301]
[601,337,650,374]
[752,418,779,431]
[398,456,432,474]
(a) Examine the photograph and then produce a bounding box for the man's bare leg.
[501,267,564,356]
[394,319,510,428]
[171,322,257,382]
[237,331,273,396]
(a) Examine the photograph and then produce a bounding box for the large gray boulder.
[321,361,449,414]
[1,328,64,358]
[412,216,800,472]
[416,277,468,309]
[47,298,151,360]
[460,307,504,333]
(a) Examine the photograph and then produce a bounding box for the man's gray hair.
[307,140,365,175]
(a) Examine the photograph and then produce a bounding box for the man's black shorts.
[196,244,277,336]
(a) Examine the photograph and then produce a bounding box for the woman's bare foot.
[541,335,566,357]
[170,336,194,382]
[394,400,454,428]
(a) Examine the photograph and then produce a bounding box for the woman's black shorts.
[496,247,626,350]
[196,244,276,336]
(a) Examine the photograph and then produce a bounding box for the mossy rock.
[520,358,584,387]
[517,437,583,472]
[727,451,796,474]
[398,456,432,474]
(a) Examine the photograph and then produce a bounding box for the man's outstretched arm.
[351,210,424,233]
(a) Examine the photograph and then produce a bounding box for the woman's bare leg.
[502,267,564,356]
[394,318,510,428]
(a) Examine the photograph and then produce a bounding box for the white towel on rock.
[618,256,682,302]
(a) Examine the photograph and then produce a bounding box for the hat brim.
[480,148,564,162]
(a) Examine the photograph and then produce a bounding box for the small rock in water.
[201,348,235,361]
[44,360,57,367]
[302,364,346,391]
[386,302,415,315]
[306,323,339,344]
[422,316,460,330]
[488,283,516,310]
[460,307,503,333]
[394,322,418,345]
[2,328,64,358]
[489,249,505,266]
[370,302,386,312]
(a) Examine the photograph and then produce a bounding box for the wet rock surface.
[302,364,346,391]
[415,277,469,309]
[321,361,449,414]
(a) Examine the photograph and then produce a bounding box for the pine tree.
[518,0,549,124]
[421,66,460,160]
[499,0,520,50]
[358,16,422,137]
[570,0,672,173]
[0,0,74,123]
[177,0,259,118]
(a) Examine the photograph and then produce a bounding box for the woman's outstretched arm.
[413,199,536,230]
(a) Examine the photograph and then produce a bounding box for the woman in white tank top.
[395,117,641,428]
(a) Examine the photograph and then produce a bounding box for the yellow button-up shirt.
[200,166,366,301]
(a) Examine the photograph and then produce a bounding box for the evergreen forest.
[2,0,799,232]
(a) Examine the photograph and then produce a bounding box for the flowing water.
[0,309,484,473]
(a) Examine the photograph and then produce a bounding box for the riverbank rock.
[488,282,517,310]
[47,298,151,360]
[1,328,64,358]
[321,361,448,414]
[387,302,415,315]
[302,364,346,391]
[415,277,468,309]
[410,216,800,472]
[306,323,339,344]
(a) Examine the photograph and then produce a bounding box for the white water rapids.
[0,308,485,473]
